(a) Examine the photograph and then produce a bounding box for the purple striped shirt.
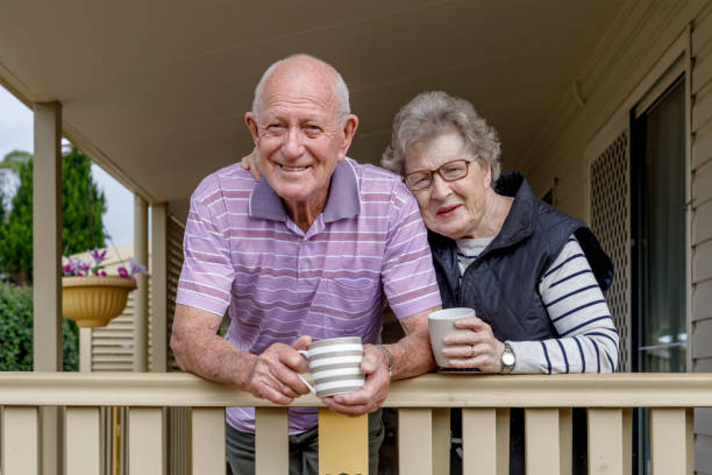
[176,158,441,434]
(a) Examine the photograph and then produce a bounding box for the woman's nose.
[430,173,451,198]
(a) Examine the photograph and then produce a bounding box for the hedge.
[0,282,78,371]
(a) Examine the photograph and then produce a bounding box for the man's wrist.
[376,345,394,378]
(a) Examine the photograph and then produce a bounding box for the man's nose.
[282,127,304,158]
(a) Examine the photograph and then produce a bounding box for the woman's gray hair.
[252,54,351,122]
[381,91,501,184]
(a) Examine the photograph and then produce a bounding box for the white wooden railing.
[0,372,710,474]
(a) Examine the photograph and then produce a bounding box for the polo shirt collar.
[249,159,361,223]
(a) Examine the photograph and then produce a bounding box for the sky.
[0,85,134,247]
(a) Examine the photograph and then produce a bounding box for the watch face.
[502,352,515,366]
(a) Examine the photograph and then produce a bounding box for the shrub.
[0,282,78,371]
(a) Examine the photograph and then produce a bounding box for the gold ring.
[470,345,476,357]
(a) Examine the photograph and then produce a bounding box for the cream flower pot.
[62,276,137,328]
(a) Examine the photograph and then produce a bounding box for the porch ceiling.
[0,0,625,221]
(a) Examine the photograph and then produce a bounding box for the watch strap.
[501,342,515,374]
[376,345,394,378]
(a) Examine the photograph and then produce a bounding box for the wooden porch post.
[32,101,63,475]
[150,203,168,373]
[133,195,149,372]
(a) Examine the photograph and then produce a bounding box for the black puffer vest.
[429,173,613,475]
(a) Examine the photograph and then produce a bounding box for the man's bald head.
[251,54,351,122]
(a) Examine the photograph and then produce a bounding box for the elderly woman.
[381,91,619,474]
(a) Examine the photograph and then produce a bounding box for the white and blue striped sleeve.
[508,235,619,374]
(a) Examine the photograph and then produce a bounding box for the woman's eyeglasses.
[403,159,472,191]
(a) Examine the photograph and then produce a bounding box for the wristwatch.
[501,342,515,374]
[376,345,394,378]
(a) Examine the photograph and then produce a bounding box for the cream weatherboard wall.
[76,215,184,373]
[517,0,712,472]
[73,244,153,372]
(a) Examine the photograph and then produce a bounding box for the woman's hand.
[441,316,505,373]
[240,147,263,181]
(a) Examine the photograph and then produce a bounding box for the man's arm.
[171,304,311,405]
[322,305,439,416]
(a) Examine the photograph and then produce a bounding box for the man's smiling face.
[246,57,357,215]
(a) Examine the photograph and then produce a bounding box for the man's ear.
[339,114,359,160]
[245,112,259,145]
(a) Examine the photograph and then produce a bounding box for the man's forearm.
[171,305,256,389]
[386,327,436,380]
[384,307,439,380]
[179,334,257,389]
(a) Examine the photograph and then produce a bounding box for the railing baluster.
[398,408,432,475]
[65,406,101,475]
[191,407,225,475]
[462,408,508,474]
[650,408,694,475]
[496,408,511,474]
[432,408,450,475]
[588,408,632,475]
[255,407,288,474]
[318,409,368,474]
[128,407,164,475]
[559,408,572,474]
[525,408,562,475]
[2,406,39,475]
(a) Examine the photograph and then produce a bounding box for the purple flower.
[76,260,91,273]
[129,259,147,277]
[62,260,77,276]
[64,250,146,280]
[90,248,107,264]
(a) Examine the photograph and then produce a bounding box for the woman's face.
[404,130,492,240]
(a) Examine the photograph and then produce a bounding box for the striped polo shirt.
[177,157,441,434]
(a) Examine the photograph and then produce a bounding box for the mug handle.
[297,350,316,395]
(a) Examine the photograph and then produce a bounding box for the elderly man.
[171,54,441,474]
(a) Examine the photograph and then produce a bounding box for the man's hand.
[241,147,263,181]
[322,344,390,416]
[246,335,313,405]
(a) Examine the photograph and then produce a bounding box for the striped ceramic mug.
[297,336,365,398]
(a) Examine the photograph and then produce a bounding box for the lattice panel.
[590,132,631,372]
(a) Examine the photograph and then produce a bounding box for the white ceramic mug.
[428,307,476,369]
[297,336,365,398]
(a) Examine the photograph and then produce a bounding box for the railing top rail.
[1,372,712,408]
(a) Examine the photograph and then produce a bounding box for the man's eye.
[305,125,322,135]
[265,124,284,134]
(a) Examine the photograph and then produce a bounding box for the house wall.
[519,0,712,472]
[72,244,153,372]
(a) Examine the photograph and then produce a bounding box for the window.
[631,74,687,475]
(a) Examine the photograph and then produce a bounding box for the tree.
[0,150,30,212]
[0,147,107,285]
[61,147,107,256]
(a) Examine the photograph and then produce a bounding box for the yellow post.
[318,409,368,475]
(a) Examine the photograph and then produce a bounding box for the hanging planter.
[61,248,147,328]
[62,276,137,327]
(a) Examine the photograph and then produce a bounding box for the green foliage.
[0,147,107,285]
[0,283,78,371]
[0,158,34,284]
[0,150,32,173]
[61,147,107,256]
